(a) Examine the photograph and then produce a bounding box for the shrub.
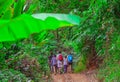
[0,69,28,82]
[74,55,86,73]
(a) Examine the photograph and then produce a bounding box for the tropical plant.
[0,69,28,82]
[72,0,120,81]
[0,13,80,42]
[0,0,81,81]
[1,0,120,82]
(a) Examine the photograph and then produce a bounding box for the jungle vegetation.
[0,0,120,82]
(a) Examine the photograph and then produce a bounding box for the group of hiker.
[48,51,73,75]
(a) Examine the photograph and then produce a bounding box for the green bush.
[0,54,7,69]
[98,52,120,82]
[98,33,120,82]
[6,54,42,81]
[0,69,28,82]
[74,55,86,73]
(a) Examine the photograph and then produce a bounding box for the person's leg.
[58,67,60,74]
[53,66,56,75]
[49,64,52,73]
[59,67,61,74]
[66,65,68,73]
[64,65,67,73]
[53,66,55,74]
[56,66,58,74]
[55,65,57,74]
[58,67,62,74]
[64,65,65,73]
[70,65,72,72]
[51,65,54,73]
[70,63,73,73]
[68,63,72,73]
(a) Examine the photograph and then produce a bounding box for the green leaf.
[0,13,80,42]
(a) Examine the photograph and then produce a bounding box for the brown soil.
[51,70,98,82]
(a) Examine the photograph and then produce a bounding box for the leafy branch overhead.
[0,13,80,42]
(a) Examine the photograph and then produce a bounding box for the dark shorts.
[53,64,57,67]
[68,62,72,65]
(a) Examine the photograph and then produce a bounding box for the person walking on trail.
[67,53,73,73]
[57,59,63,74]
[63,56,68,73]
[51,55,57,75]
[57,51,63,74]
[48,53,53,73]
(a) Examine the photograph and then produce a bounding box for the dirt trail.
[51,70,98,82]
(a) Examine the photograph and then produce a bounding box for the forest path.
[51,70,98,82]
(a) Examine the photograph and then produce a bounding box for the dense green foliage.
[75,0,120,81]
[0,0,120,82]
[0,69,28,82]
[0,0,80,81]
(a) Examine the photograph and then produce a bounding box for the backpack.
[68,55,73,63]
[58,54,63,61]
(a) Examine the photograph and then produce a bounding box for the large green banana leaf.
[0,13,80,42]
